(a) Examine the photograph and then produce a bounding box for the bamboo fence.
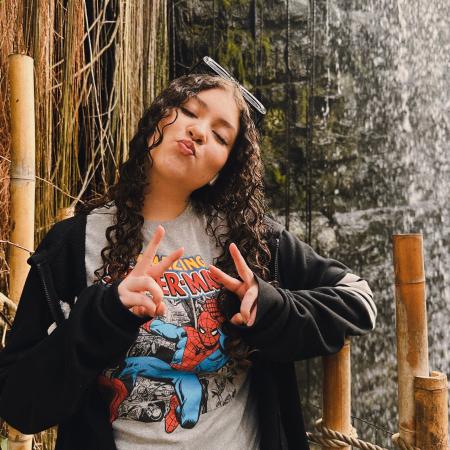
[307,235,449,450]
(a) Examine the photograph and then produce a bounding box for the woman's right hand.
[117,225,184,318]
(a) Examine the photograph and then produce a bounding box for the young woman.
[0,73,376,450]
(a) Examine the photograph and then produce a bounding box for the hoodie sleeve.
[0,256,148,434]
[234,228,377,362]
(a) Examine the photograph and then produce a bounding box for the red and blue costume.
[98,308,229,433]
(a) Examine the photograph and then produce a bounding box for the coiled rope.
[306,418,421,450]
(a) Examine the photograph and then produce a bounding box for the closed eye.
[180,107,228,146]
[180,107,196,118]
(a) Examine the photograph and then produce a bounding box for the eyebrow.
[191,95,237,134]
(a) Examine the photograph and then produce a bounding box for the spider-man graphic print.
[97,252,245,433]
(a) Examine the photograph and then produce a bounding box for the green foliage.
[261,35,272,59]
[217,28,255,84]
[265,108,286,133]
[297,84,309,126]
[272,164,286,184]
[219,0,248,12]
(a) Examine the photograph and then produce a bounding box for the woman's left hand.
[208,243,259,327]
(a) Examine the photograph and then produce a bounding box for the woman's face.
[146,87,240,191]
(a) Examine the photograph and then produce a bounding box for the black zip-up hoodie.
[0,212,376,450]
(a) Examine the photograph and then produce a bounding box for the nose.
[187,123,206,144]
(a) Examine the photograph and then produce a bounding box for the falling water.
[295,1,450,447]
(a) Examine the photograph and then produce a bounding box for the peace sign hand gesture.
[117,225,184,319]
[209,243,259,327]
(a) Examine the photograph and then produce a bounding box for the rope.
[306,418,421,450]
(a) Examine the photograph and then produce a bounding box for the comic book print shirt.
[85,203,260,450]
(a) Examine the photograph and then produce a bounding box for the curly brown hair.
[75,73,273,366]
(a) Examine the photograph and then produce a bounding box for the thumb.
[230,312,247,326]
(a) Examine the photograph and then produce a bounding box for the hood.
[27,213,88,325]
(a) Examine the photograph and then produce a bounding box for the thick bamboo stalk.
[7,53,35,450]
[8,54,35,304]
[7,425,33,450]
[392,233,429,446]
[414,371,448,450]
[322,339,352,450]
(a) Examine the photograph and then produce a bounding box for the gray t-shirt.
[85,202,260,450]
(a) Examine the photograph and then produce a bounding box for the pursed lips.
[177,139,196,156]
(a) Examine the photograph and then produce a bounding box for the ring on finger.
[144,290,154,301]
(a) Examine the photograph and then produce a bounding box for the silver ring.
[144,291,153,300]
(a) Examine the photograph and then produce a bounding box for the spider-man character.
[98,308,229,433]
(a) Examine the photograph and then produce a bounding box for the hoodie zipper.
[270,237,280,288]
[33,258,65,326]
[274,238,280,283]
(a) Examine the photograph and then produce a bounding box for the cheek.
[209,148,231,172]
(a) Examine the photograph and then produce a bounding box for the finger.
[230,312,247,326]
[228,243,255,284]
[140,300,157,317]
[208,264,242,294]
[131,305,149,318]
[149,247,185,278]
[123,277,162,301]
[120,291,156,317]
[133,225,165,276]
[155,301,167,317]
[248,299,257,327]
[135,292,161,317]
[240,289,258,324]
[122,276,164,306]
[121,275,152,292]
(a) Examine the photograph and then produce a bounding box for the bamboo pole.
[7,54,35,450]
[414,371,448,450]
[7,54,35,304]
[6,425,33,450]
[322,339,352,450]
[392,233,429,447]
